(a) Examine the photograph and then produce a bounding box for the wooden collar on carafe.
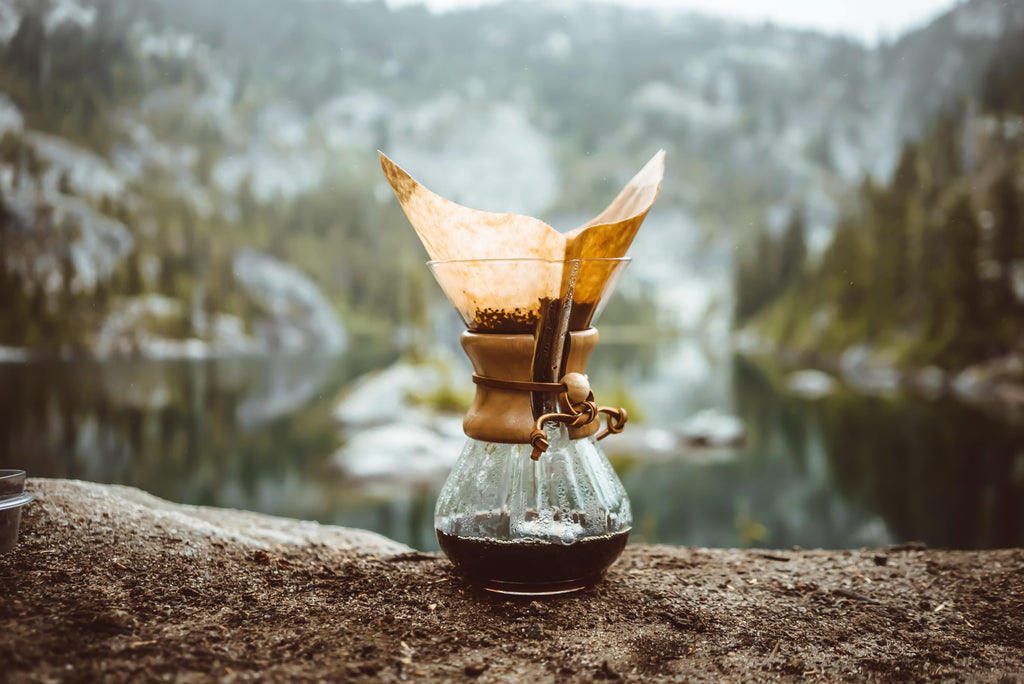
[460,329,627,457]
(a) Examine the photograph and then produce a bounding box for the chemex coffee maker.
[380,151,664,595]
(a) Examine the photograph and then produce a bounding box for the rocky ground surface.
[2,480,1023,682]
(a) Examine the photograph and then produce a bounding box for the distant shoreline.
[736,336,1024,423]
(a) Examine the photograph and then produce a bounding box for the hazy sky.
[385,0,960,44]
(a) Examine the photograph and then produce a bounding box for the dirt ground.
[1,480,1023,683]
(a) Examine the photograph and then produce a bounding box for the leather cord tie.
[472,372,628,460]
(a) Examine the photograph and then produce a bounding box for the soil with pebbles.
[2,479,1023,682]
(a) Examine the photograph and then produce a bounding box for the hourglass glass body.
[429,259,633,595]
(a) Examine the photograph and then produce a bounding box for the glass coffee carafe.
[429,257,633,595]
[377,149,664,595]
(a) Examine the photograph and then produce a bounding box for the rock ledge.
[1,480,1022,682]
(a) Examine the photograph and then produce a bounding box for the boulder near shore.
[2,480,1023,682]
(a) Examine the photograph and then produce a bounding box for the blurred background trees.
[734,25,1024,368]
[0,0,1020,369]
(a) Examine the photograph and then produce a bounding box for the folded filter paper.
[379,150,665,335]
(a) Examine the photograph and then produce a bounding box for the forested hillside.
[735,24,1024,370]
[0,0,1021,356]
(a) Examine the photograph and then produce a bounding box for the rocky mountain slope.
[0,0,1020,354]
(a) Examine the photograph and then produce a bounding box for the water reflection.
[618,353,1024,549]
[817,378,1024,549]
[736,356,1024,548]
[0,352,420,534]
[2,343,1022,550]
[613,348,895,550]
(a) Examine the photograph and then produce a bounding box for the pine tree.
[990,166,1022,314]
[778,205,807,285]
[5,5,47,90]
[58,246,76,345]
[933,192,984,361]
[821,217,869,322]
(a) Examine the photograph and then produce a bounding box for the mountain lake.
[2,335,1022,552]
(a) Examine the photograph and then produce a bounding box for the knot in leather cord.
[472,372,629,460]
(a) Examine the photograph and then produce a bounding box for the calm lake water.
[3,337,1023,551]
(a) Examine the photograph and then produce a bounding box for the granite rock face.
[20,478,409,556]
[232,248,347,355]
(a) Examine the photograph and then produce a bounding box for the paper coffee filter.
[566,150,665,313]
[428,258,564,333]
[379,153,566,261]
[379,150,664,329]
